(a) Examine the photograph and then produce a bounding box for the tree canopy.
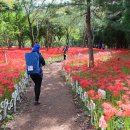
[0,0,129,49]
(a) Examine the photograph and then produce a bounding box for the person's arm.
[39,53,45,66]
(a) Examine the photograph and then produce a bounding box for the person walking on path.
[99,40,102,49]
[30,42,45,105]
[63,46,69,60]
[6,62,82,130]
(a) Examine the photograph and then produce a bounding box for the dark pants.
[64,54,66,60]
[30,74,42,102]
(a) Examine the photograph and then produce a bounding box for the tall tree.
[85,0,94,68]
[71,0,94,67]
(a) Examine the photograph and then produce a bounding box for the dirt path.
[7,62,81,130]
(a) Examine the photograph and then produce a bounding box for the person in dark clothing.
[30,43,45,105]
[99,40,103,49]
[63,46,69,60]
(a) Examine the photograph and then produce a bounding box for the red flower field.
[0,47,130,129]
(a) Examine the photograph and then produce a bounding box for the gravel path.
[6,62,81,130]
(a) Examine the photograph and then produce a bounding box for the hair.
[34,40,39,44]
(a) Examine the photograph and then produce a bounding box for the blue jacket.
[31,43,45,77]
[31,51,45,77]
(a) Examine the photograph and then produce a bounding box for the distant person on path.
[99,40,105,49]
[63,46,69,60]
[99,40,103,49]
[25,42,45,105]
[102,43,105,49]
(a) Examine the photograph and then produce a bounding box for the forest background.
[0,0,130,49]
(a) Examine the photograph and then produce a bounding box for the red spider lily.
[102,102,117,121]
[7,85,14,93]
[0,86,4,96]
[0,92,3,97]
[121,95,130,104]
[112,91,119,96]
[79,78,93,89]
[86,90,95,97]
[102,102,113,109]
[116,110,125,116]
[1,47,130,126]
[125,91,130,95]
[116,101,123,106]
[71,76,81,81]
[99,115,108,129]
[116,104,130,117]
[91,93,102,100]
[126,79,130,86]
[0,47,73,98]
[108,82,124,92]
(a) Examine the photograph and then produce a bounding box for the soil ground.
[6,62,83,130]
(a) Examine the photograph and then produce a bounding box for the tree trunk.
[86,0,94,68]
[66,28,69,46]
[27,15,34,47]
[18,25,22,48]
[18,35,22,48]
[24,3,35,47]
[82,31,86,47]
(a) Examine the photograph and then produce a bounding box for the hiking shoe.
[34,101,40,106]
